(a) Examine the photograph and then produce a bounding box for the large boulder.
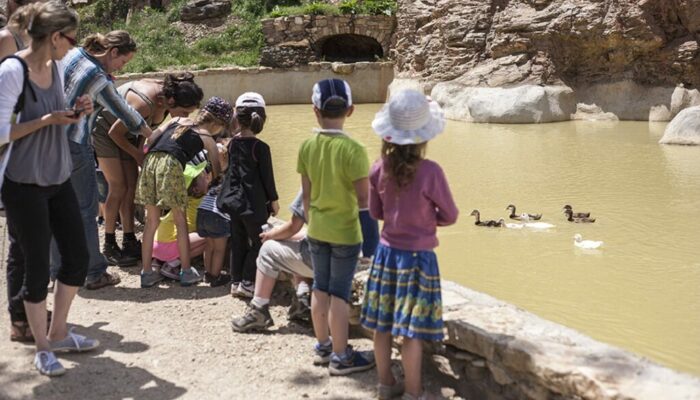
[431,83,576,124]
[659,106,700,145]
[180,0,231,22]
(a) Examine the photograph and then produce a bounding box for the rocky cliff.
[393,0,700,122]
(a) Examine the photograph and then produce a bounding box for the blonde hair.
[82,30,136,57]
[24,1,78,42]
[6,2,38,33]
[172,111,223,140]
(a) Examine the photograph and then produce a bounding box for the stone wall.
[391,0,700,123]
[350,274,700,400]
[114,62,394,105]
[261,15,395,67]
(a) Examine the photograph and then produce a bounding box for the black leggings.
[2,179,88,303]
[229,214,265,283]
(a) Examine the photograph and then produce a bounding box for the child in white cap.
[360,89,459,400]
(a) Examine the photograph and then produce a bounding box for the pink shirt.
[369,158,459,251]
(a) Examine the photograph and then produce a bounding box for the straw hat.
[372,89,445,145]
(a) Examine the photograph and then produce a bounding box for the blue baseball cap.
[311,79,353,111]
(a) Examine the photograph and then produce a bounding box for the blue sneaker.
[329,346,376,376]
[180,267,203,287]
[313,341,333,365]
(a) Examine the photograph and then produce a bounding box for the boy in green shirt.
[297,79,375,375]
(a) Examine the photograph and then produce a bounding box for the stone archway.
[316,34,384,63]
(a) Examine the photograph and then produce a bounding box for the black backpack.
[0,55,37,115]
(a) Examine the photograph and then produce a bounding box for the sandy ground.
[0,217,455,400]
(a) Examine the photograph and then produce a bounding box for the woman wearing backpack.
[0,1,97,376]
[0,0,48,344]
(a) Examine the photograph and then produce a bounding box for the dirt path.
[0,218,453,400]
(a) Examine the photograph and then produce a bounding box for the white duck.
[497,218,524,229]
[520,213,555,229]
[573,234,603,249]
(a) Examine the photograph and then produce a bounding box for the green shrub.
[268,0,396,17]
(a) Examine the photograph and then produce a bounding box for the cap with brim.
[312,79,353,111]
[184,161,207,188]
[235,92,266,108]
[371,89,445,145]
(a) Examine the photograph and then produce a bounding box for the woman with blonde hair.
[0,0,97,376]
[0,1,43,57]
[53,30,150,290]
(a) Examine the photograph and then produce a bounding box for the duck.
[497,218,524,229]
[562,205,591,218]
[470,210,502,227]
[574,234,603,249]
[505,204,542,220]
[519,214,556,229]
[563,209,596,223]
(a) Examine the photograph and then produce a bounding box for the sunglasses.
[60,32,77,47]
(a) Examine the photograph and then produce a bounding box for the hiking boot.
[140,270,164,288]
[288,292,311,322]
[232,281,254,298]
[231,304,273,333]
[180,267,203,287]
[103,241,137,267]
[121,239,141,261]
[328,346,376,376]
[313,341,333,365]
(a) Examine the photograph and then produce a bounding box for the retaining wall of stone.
[115,62,394,105]
[350,274,700,400]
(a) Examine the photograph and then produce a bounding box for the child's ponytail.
[381,141,427,189]
[235,106,266,134]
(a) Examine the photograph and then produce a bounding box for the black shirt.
[149,123,204,168]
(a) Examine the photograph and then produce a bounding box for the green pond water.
[263,104,700,376]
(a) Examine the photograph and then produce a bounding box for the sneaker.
[84,272,121,290]
[313,341,333,365]
[204,272,214,284]
[233,281,254,298]
[230,281,240,297]
[121,239,141,260]
[160,260,181,280]
[140,270,164,288]
[209,274,231,288]
[231,303,274,333]
[50,328,100,352]
[329,346,376,376]
[288,292,311,322]
[180,267,203,286]
[378,380,405,400]
[34,351,65,377]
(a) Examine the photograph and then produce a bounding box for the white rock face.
[431,83,576,124]
[659,106,700,145]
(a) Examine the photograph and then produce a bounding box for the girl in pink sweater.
[360,90,459,400]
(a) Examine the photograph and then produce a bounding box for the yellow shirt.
[297,131,369,245]
[155,197,203,243]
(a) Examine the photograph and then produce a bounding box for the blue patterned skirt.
[360,244,444,341]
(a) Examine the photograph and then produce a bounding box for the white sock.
[296,281,310,296]
[252,297,269,308]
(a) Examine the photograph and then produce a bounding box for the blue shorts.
[196,209,231,238]
[308,237,361,303]
[95,170,108,204]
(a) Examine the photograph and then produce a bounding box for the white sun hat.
[372,89,445,145]
[235,92,266,108]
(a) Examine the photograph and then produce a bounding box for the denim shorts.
[196,209,231,238]
[308,237,361,303]
[95,170,108,204]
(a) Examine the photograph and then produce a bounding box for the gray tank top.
[5,61,71,186]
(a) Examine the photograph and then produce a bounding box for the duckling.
[562,205,591,218]
[506,204,542,220]
[573,234,603,249]
[564,209,596,223]
[470,210,501,227]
